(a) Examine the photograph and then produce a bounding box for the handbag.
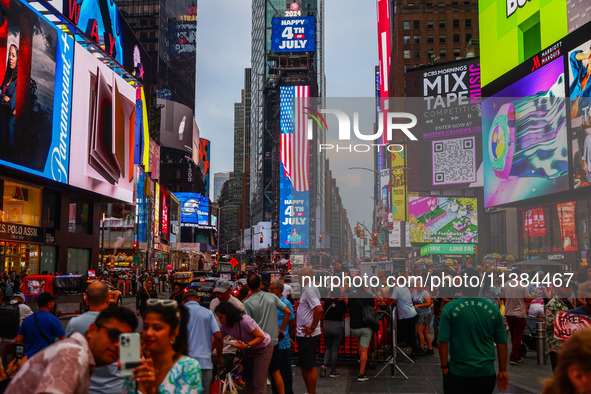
[33,312,52,345]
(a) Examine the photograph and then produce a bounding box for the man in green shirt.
[438,268,509,394]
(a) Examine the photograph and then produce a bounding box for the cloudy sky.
[195,0,378,230]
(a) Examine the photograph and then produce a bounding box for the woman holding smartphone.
[215,300,273,394]
[126,300,202,394]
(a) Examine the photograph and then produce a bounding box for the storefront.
[0,179,44,274]
[419,243,476,267]
[519,197,590,270]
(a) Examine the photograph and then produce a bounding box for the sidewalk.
[288,345,552,393]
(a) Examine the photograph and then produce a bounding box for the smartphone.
[119,333,141,377]
[14,345,24,360]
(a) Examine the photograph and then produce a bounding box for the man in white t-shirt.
[281,276,293,300]
[391,283,421,357]
[296,267,322,394]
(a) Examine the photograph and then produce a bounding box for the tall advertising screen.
[482,51,569,207]
[409,197,478,244]
[566,22,591,189]
[405,58,482,191]
[279,86,310,249]
[175,192,212,229]
[390,149,406,221]
[44,0,152,86]
[0,0,74,184]
[478,0,568,88]
[198,138,211,195]
[69,42,137,203]
[157,98,198,157]
[271,16,315,52]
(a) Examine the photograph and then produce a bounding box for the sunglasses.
[97,324,124,343]
[147,299,178,308]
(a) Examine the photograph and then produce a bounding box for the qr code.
[432,137,476,185]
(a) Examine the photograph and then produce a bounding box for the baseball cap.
[214,279,231,293]
[12,292,25,300]
[38,292,58,307]
[578,281,591,298]
[183,289,199,300]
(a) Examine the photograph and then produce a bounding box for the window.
[440,35,446,43]
[454,34,460,42]
[427,49,434,58]
[69,199,92,234]
[439,20,446,28]
[404,50,411,59]
[403,21,411,30]
[428,35,434,43]
[427,20,434,28]
[408,2,415,6]
[404,65,410,73]
[414,50,420,58]
[414,35,420,44]
[466,33,472,42]
[466,19,472,28]
[438,2,445,6]
[440,49,447,57]
[454,49,461,58]
[67,248,90,275]
[414,20,420,29]
[453,19,459,28]
[404,35,411,44]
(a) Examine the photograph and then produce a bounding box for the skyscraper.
[213,172,230,201]
[115,0,197,110]
[250,0,325,227]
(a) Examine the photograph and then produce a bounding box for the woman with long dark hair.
[125,300,202,394]
[0,44,17,148]
[215,300,273,394]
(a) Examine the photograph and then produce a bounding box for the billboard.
[377,0,390,98]
[567,22,591,189]
[44,0,152,86]
[405,58,482,191]
[167,11,197,57]
[389,219,411,248]
[198,138,211,195]
[271,16,315,53]
[157,98,198,157]
[279,86,310,249]
[69,42,136,203]
[175,192,212,229]
[390,149,406,221]
[482,53,569,207]
[557,201,577,251]
[409,197,478,244]
[161,189,170,242]
[0,0,74,183]
[478,0,568,88]
[134,87,150,170]
[149,139,160,181]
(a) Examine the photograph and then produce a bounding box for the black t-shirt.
[348,289,375,329]
[324,298,347,321]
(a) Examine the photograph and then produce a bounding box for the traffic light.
[369,239,375,247]
[360,229,365,239]
[373,232,378,239]
[133,241,138,254]
[354,226,359,236]
[319,234,323,243]
[259,234,264,243]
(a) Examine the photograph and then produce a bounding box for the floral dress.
[124,356,202,394]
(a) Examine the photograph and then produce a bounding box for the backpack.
[0,303,20,338]
[360,301,380,332]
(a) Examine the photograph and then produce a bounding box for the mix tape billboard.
[405,58,482,191]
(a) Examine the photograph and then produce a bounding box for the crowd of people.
[0,264,590,394]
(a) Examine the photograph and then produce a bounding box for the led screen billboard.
[279,85,310,249]
[69,42,136,203]
[482,54,569,207]
[157,98,198,158]
[271,16,315,52]
[409,197,478,244]
[566,22,591,189]
[478,0,568,88]
[0,0,74,184]
[198,138,211,195]
[44,0,152,86]
[175,192,212,229]
[405,58,482,191]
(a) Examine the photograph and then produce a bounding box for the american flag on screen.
[280,86,310,192]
